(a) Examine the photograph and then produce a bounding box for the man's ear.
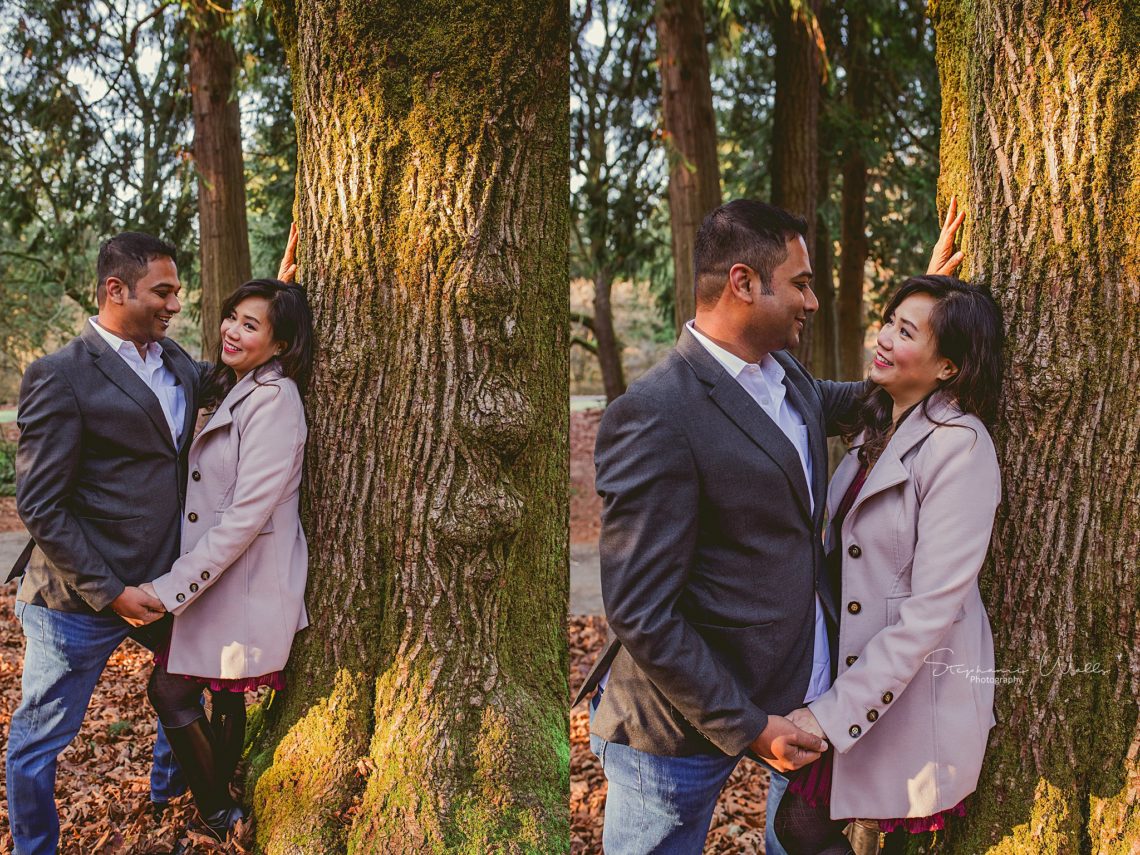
[104,277,129,305]
[727,264,754,304]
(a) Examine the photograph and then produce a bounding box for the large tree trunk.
[933,2,1140,852]
[188,0,251,357]
[836,7,868,383]
[251,1,569,851]
[656,0,721,336]
[812,148,837,382]
[593,269,626,403]
[771,0,822,364]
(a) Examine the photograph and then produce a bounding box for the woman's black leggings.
[147,663,245,729]
[773,787,855,855]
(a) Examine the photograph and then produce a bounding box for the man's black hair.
[96,232,178,303]
[692,200,808,305]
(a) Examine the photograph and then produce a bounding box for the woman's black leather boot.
[163,715,245,843]
[846,819,883,855]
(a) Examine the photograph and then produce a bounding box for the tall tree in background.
[808,0,841,382]
[836,3,869,381]
[188,0,251,356]
[770,0,823,364]
[253,0,568,850]
[571,0,661,403]
[656,0,721,335]
[933,2,1139,851]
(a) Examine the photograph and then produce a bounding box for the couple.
[6,228,311,853]
[574,199,1003,854]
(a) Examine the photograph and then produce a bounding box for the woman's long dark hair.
[843,275,1003,466]
[202,279,314,408]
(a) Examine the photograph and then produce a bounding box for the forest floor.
[0,410,769,853]
[570,409,772,854]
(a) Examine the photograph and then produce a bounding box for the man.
[573,201,865,853]
[6,232,205,855]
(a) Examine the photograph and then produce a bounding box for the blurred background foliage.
[0,0,294,392]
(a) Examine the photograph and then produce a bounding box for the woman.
[141,277,313,842]
[774,274,1004,855]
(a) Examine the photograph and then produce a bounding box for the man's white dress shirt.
[89,319,186,447]
[687,321,832,704]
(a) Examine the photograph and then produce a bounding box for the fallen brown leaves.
[569,615,773,854]
[0,580,254,854]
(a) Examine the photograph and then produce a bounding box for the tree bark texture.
[592,270,626,403]
[188,0,251,358]
[836,9,869,383]
[252,1,569,851]
[933,1,1139,851]
[656,0,722,335]
[771,0,822,365]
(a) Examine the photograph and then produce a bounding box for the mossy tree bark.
[656,0,722,335]
[932,1,1139,851]
[188,0,251,357]
[771,0,823,365]
[250,1,569,851]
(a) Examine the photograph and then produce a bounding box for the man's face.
[105,256,181,345]
[749,235,818,353]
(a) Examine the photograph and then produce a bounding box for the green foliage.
[0,0,198,366]
[853,0,942,313]
[233,3,296,279]
[570,0,669,341]
[0,439,16,496]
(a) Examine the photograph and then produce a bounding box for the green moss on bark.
[251,670,373,853]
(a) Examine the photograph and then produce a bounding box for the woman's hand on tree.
[927,195,966,276]
[277,222,299,283]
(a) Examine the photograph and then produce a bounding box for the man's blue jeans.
[766,767,791,855]
[6,601,185,855]
[589,689,793,855]
[587,689,737,854]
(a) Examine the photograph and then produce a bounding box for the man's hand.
[749,714,828,773]
[788,706,826,740]
[277,222,298,283]
[927,195,966,276]
[110,585,165,627]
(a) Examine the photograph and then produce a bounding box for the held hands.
[110,585,165,627]
[927,195,966,276]
[787,706,826,740]
[749,713,829,773]
[277,222,298,283]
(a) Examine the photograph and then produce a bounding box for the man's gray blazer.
[11,322,206,613]
[576,328,864,757]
